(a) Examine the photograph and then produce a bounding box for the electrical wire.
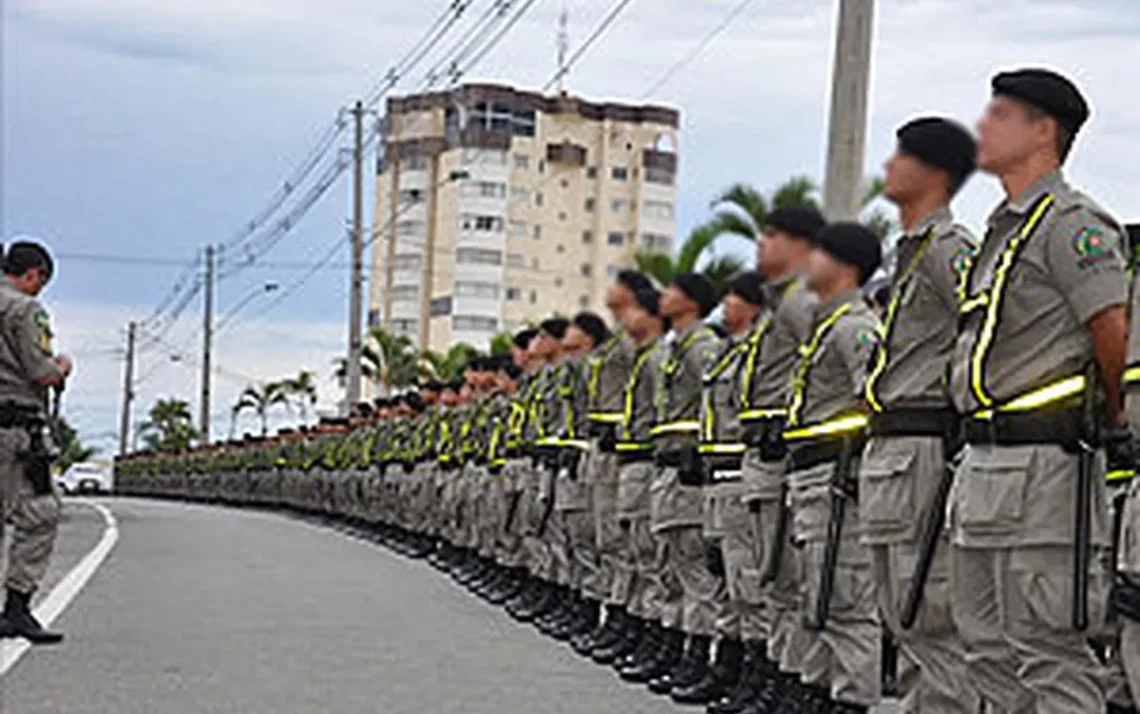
[541,0,638,92]
[640,0,759,99]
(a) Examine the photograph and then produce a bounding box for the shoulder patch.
[855,329,879,350]
[1072,225,1113,269]
[950,245,973,278]
[32,309,50,329]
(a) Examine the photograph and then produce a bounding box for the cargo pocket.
[957,450,1030,535]
[859,451,917,536]
[790,467,833,543]
[1119,486,1140,577]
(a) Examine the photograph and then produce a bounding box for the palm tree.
[706,176,821,242]
[332,343,382,391]
[489,332,514,356]
[283,370,318,422]
[425,342,483,381]
[138,398,196,451]
[233,381,290,437]
[56,417,99,472]
[333,328,428,395]
[634,221,745,297]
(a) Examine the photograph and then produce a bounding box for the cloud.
[52,299,349,452]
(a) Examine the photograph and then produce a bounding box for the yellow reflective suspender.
[865,225,938,413]
[652,327,713,436]
[964,193,1055,408]
[786,303,853,428]
[618,345,657,447]
[738,280,799,420]
[700,341,749,443]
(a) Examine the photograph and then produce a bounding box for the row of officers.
[119,68,1140,714]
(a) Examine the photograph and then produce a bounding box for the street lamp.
[216,282,279,332]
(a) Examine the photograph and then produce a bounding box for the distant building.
[367,83,680,352]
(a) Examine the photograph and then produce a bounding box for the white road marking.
[0,499,119,677]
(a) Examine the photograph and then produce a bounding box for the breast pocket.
[859,450,917,537]
[956,449,1031,534]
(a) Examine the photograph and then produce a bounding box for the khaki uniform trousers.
[0,429,60,595]
[950,443,1110,714]
[789,460,880,707]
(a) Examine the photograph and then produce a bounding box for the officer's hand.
[55,354,73,377]
[1105,424,1137,474]
[704,541,725,578]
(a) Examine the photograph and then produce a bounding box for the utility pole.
[345,100,366,413]
[821,0,875,221]
[200,244,215,443]
[118,321,136,455]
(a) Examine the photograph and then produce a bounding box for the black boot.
[621,627,683,684]
[651,633,710,695]
[0,589,63,645]
[615,621,659,671]
[560,597,600,641]
[574,605,621,655]
[711,641,768,714]
[674,637,741,705]
[592,615,640,665]
[515,581,554,622]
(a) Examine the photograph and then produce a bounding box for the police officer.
[859,116,983,714]
[718,207,824,714]
[784,222,882,712]
[950,68,1130,713]
[572,271,648,657]
[643,273,721,696]
[0,241,71,645]
[672,271,768,706]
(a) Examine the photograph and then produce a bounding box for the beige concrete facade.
[367,83,679,352]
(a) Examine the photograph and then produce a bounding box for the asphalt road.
[0,499,900,714]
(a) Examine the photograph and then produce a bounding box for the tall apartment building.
[367,83,680,352]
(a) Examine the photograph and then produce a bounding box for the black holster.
[1114,574,1140,623]
[677,446,704,486]
[18,426,54,497]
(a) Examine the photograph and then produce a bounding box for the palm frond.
[770,176,820,210]
[634,251,677,288]
[709,183,768,227]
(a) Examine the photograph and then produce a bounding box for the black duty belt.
[962,408,1084,450]
[0,403,44,430]
[586,422,613,439]
[654,450,687,468]
[868,408,957,438]
[618,452,655,467]
[788,437,864,473]
[741,418,783,446]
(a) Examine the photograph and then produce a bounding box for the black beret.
[355,402,374,417]
[540,317,570,340]
[513,328,539,350]
[1126,224,1140,253]
[897,117,977,186]
[505,363,522,380]
[616,269,654,294]
[423,379,445,392]
[328,417,350,427]
[992,68,1089,133]
[404,393,425,412]
[672,272,718,317]
[766,206,826,242]
[374,397,391,408]
[277,428,295,436]
[632,287,661,316]
[572,311,611,347]
[727,270,765,306]
[815,222,882,284]
[447,379,464,392]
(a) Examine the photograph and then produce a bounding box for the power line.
[640,0,759,99]
[56,252,366,270]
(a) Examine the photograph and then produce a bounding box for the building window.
[582,231,593,244]
[531,257,539,270]
[584,197,596,212]
[643,200,674,220]
[460,214,505,232]
[461,148,509,166]
[391,284,419,302]
[611,167,628,181]
[503,319,521,332]
[509,219,527,236]
[555,277,564,287]
[507,253,525,268]
[391,318,418,335]
[513,153,530,169]
[579,295,589,308]
[395,219,424,236]
[561,179,569,188]
[454,281,501,299]
[607,231,625,246]
[510,186,530,204]
[558,211,567,221]
[586,166,598,179]
[461,181,507,199]
[533,225,542,240]
[452,315,499,332]
[606,264,622,279]
[538,159,546,173]
[611,199,628,215]
[398,188,423,203]
[393,253,422,270]
[640,232,672,251]
[430,296,452,316]
[580,263,592,277]
[403,155,428,171]
[556,244,565,254]
[530,290,537,304]
[505,287,521,301]
[368,308,380,328]
[456,248,502,265]
[645,167,674,185]
[535,192,544,207]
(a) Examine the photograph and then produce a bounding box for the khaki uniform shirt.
[0,278,60,413]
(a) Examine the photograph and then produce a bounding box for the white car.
[58,462,113,495]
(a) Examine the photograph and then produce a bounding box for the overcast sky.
[3,0,1138,452]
